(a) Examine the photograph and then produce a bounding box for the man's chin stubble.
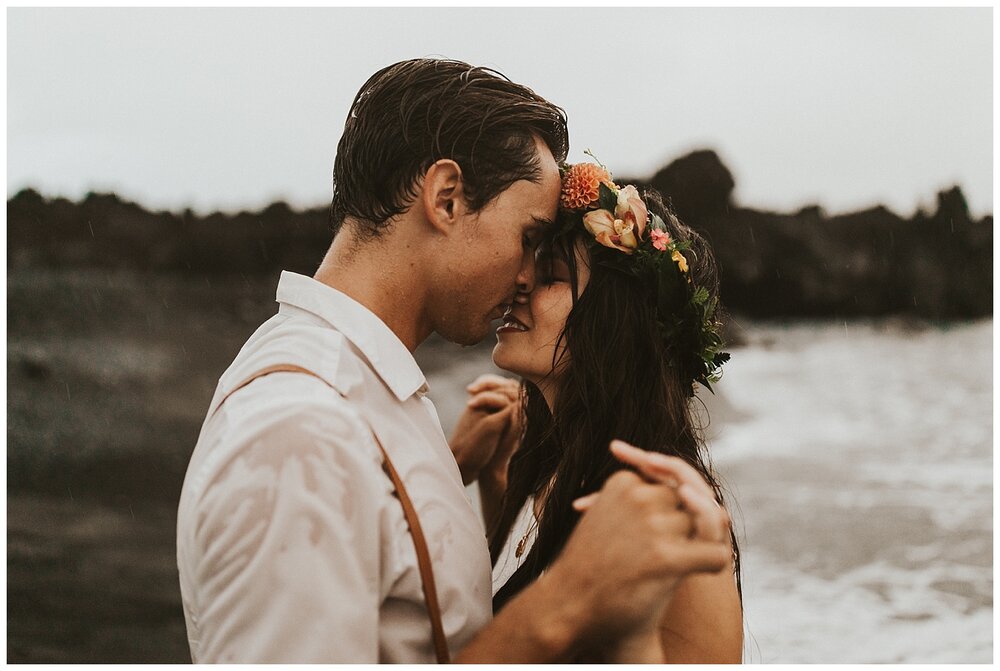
[436,321,491,347]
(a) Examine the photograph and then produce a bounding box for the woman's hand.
[571,440,732,662]
[471,375,523,488]
[448,375,522,486]
[572,441,730,543]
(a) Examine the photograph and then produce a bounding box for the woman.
[450,161,743,663]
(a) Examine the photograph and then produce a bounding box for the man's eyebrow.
[531,216,556,230]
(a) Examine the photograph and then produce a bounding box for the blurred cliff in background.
[9,149,993,319]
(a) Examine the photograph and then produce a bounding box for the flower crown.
[558,157,730,394]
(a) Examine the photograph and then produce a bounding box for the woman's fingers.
[466,374,519,396]
[449,400,515,486]
[572,492,600,511]
[610,440,715,500]
[609,440,729,544]
[577,485,728,543]
[677,484,729,543]
[467,390,516,412]
[466,373,508,391]
[480,404,513,427]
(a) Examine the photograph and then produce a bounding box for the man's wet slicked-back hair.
[330,58,569,238]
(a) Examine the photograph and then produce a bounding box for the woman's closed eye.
[523,228,544,250]
[538,258,569,285]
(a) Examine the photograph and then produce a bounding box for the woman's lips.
[496,311,529,334]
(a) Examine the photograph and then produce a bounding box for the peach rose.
[583,209,639,253]
[614,185,648,241]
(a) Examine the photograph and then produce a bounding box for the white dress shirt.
[176,271,493,663]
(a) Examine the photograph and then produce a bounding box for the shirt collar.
[275,271,428,401]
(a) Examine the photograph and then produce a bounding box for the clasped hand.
[448,374,522,486]
[551,440,732,656]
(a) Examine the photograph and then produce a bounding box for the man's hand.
[541,441,731,648]
[448,375,521,485]
[573,440,730,543]
[455,440,731,663]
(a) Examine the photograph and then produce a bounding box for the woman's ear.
[421,159,467,235]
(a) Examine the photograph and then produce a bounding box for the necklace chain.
[515,519,538,558]
[515,481,552,559]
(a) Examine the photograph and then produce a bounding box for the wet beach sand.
[6,267,502,663]
[7,268,992,662]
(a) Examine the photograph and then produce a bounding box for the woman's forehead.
[536,236,592,283]
[538,232,576,256]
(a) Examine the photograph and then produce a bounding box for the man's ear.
[421,159,467,235]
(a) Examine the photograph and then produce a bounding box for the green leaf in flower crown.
[705,296,718,320]
[649,213,666,232]
[691,286,709,305]
[656,254,685,317]
[598,182,618,213]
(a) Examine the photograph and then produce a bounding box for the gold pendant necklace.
[515,520,537,558]
[515,532,529,558]
[516,483,551,559]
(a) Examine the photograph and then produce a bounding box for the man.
[176,58,730,663]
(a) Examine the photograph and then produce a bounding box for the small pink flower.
[650,228,671,251]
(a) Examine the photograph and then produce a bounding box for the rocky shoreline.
[8,150,992,321]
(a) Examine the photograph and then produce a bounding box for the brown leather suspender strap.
[211,364,451,663]
[211,364,321,417]
[375,435,451,665]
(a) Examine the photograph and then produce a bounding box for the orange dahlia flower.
[560,163,615,211]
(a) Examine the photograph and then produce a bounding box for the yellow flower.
[671,249,689,273]
[583,209,638,253]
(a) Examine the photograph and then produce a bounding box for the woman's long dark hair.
[491,188,742,612]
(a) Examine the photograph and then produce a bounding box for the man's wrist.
[456,564,587,663]
[525,565,590,657]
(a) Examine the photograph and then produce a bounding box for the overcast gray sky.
[7,7,993,218]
